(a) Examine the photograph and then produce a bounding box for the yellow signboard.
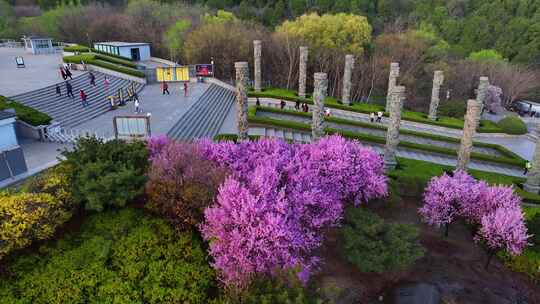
[156,66,189,82]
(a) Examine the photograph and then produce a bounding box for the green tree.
[203,9,238,25]
[340,207,425,273]
[164,19,191,61]
[468,49,506,62]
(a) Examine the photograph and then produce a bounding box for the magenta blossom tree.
[475,206,529,269]
[463,185,521,224]
[199,135,388,289]
[419,170,482,236]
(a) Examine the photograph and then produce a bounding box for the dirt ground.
[314,198,540,304]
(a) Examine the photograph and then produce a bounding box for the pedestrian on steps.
[64,67,73,80]
[161,82,170,95]
[66,81,74,98]
[80,89,88,107]
[89,72,96,86]
[183,82,188,97]
[104,76,110,91]
[55,84,61,97]
[256,97,261,107]
[295,100,300,110]
[60,67,66,80]
[134,98,140,113]
[280,99,286,110]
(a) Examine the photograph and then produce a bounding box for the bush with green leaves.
[497,116,527,135]
[62,137,149,212]
[340,207,425,273]
[0,95,52,126]
[438,100,467,119]
[0,208,216,304]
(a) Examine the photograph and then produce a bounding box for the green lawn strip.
[256,106,524,162]
[63,54,145,78]
[250,107,524,167]
[249,88,504,133]
[63,44,135,62]
[0,96,52,126]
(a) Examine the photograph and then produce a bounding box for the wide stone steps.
[9,72,144,128]
[167,84,235,140]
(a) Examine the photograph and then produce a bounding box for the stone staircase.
[9,72,144,129]
[167,84,236,140]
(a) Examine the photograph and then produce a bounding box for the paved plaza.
[75,82,210,136]
[0,47,83,97]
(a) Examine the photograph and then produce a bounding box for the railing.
[44,124,114,144]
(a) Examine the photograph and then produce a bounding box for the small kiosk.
[93,42,151,61]
[22,36,55,55]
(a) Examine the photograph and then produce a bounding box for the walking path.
[248,126,524,178]
[250,97,536,161]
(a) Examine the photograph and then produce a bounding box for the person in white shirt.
[376,111,383,123]
[370,112,375,123]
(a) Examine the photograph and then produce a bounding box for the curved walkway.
[250,97,535,161]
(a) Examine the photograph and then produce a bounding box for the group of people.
[370,111,384,123]
[161,81,189,97]
[59,65,73,81]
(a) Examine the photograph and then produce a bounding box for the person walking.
[65,81,74,98]
[183,82,188,97]
[60,67,66,80]
[161,82,170,95]
[302,103,309,113]
[89,72,96,86]
[104,76,110,91]
[524,161,532,175]
[376,111,383,123]
[134,98,140,113]
[256,97,261,107]
[55,84,61,97]
[295,100,300,110]
[64,67,73,80]
[370,112,375,123]
[80,89,88,107]
[325,108,331,118]
[280,99,286,110]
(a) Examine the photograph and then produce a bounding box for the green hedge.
[95,54,137,69]
[257,106,525,162]
[249,88,505,133]
[0,96,52,126]
[497,116,528,135]
[63,55,145,78]
[249,107,525,167]
[63,44,135,62]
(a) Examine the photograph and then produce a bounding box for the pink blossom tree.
[475,206,529,269]
[199,135,388,289]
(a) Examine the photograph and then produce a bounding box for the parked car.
[512,100,540,117]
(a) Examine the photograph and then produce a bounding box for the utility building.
[22,36,55,55]
[93,42,151,61]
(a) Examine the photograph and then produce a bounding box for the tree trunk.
[444,223,449,237]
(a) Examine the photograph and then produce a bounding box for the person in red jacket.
[80,89,88,107]
[161,82,170,95]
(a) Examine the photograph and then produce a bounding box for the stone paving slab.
[75,82,209,136]
[0,47,84,97]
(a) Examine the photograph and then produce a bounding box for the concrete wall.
[0,118,18,150]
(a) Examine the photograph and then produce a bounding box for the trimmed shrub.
[340,207,424,273]
[497,116,528,135]
[0,95,52,126]
[22,164,73,208]
[63,44,90,53]
[146,141,228,230]
[94,54,137,68]
[0,208,216,303]
[62,137,149,212]
[237,273,320,304]
[0,192,72,259]
[438,100,467,119]
[63,54,145,78]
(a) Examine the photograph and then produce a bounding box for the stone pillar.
[456,99,480,171]
[342,54,355,105]
[385,62,400,112]
[428,70,444,120]
[525,124,540,193]
[253,40,262,92]
[475,76,489,127]
[298,46,308,98]
[235,62,249,141]
[383,86,406,172]
[312,72,327,141]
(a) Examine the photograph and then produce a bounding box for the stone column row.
[235,61,249,141]
[253,40,262,92]
[341,54,355,105]
[383,86,406,172]
[385,62,400,112]
[456,99,480,171]
[428,70,444,121]
[474,76,490,128]
[312,72,327,141]
[298,46,309,98]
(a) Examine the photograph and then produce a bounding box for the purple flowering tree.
[475,207,529,269]
[199,135,388,289]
